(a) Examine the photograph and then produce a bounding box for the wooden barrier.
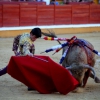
[90,4,100,23]
[0,4,3,27]
[20,4,37,26]
[72,4,89,24]
[37,5,54,25]
[0,3,99,27]
[55,5,72,24]
[3,4,19,26]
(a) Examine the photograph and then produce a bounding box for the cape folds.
[7,55,79,95]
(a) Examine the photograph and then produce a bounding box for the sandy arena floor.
[0,32,100,100]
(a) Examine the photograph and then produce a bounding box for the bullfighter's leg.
[90,72,100,83]
[0,66,34,91]
[27,87,34,91]
[0,66,7,76]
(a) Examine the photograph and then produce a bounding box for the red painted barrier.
[90,4,100,23]
[72,4,89,24]
[37,5,54,25]
[20,4,37,26]
[55,5,72,25]
[3,4,19,27]
[0,4,3,27]
[0,3,99,27]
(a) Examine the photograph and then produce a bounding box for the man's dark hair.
[30,28,41,38]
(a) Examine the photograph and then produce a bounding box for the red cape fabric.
[7,55,79,95]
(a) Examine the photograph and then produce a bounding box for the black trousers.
[0,66,7,76]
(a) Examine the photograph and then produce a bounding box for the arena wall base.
[0,24,100,38]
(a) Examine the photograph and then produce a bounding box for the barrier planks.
[20,4,37,26]
[90,4,100,23]
[55,5,72,25]
[0,3,100,27]
[37,5,54,25]
[3,4,19,27]
[72,4,89,24]
[0,4,3,27]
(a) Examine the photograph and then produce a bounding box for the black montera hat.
[31,27,41,38]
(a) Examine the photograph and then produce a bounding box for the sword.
[33,55,48,62]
